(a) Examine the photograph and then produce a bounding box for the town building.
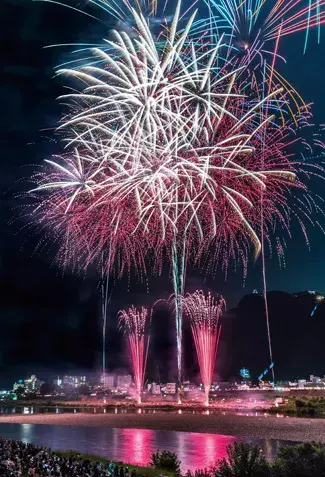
[13,375,44,394]
[116,374,132,390]
[152,384,161,395]
[62,375,87,388]
[105,373,116,390]
[24,375,44,393]
[165,382,177,394]
[13,380,24,392]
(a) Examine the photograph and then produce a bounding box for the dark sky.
[1,0,325,385]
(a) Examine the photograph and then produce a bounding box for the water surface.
[0,423,293,471]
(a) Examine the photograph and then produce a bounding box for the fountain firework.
[118,305,150,404]
[184,291,225,406]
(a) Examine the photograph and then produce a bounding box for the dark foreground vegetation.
[186,442,325,477]
[1,438,325,476]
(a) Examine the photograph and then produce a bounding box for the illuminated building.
[13,380,24,392]
[105,374,116,390]
[24,375,44,393]
[151,384,161,395]
[62,376,87,388]
[116,374,132,390]
[310,375,322,384]
[165,383,177,394]
[240,368,251,379]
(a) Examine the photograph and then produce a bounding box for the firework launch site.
[3,369,325,416]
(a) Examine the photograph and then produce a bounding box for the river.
[0,423,293,471]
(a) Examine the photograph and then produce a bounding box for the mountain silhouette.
[219,290,325,381]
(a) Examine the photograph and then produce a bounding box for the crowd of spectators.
[0,438,138,476]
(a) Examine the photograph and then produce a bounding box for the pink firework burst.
[183,290,226,407]
[118,305,150,404]
[29,147,148,278]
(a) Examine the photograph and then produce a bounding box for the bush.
[150,450,181,475]
[185,469,212,477]
[214,442,271,477]
[294,399,306,408]
[273,442,325,477]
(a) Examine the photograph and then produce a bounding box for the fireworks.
[118,305,151,404]
[33,0,321,275]
[184,290,225,406]
[27,0,325,387]
[29,3,283,382]
[188,0,325,116]
[194,0,325,53]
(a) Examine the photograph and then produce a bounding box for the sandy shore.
[0,412,324,443]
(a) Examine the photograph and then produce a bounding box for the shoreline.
[0,412,325,443]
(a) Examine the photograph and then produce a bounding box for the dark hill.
[220,291,325,381]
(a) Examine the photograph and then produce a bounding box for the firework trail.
[189,0,325,115]
[184,290,225,406]
[34,0,166,20]
[195,0,325,51]
[172,237,187,384]
[118,305,150,404]
[101,261,112,385]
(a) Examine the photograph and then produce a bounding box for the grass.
[55,450,176,477]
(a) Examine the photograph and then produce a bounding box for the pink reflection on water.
[119,428,152,465]
[178,432,238,472]
[115,428,238,471]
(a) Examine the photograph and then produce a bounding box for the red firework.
[183,290,226,406]
[118,305,150,404]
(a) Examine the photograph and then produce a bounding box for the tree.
[15,386,25,398]
[151,450,181,475]
[214,443,271,477]
[273,442,325,477]
[78,385,91,396]
[40,382,54,396]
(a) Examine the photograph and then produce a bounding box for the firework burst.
[194,0,325,53]
[188,0,325,116]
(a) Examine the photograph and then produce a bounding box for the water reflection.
[0,424,293,471]
[121,428,151,464]
[20,423,33,441]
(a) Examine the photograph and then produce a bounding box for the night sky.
[1,0,325,386]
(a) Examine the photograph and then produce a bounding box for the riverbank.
[0,412,324,443]
[0,437,172,477]
[56,451,174,477]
